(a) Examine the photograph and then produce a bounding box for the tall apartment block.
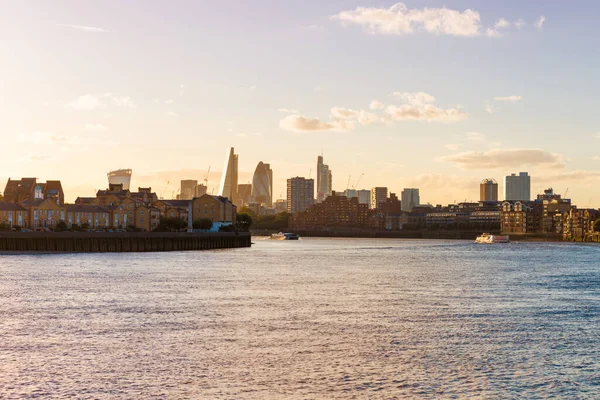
[287,177,315,214]
[370,187,388,210]
[505,172,531,201]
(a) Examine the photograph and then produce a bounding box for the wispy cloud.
[442,148,565,170]
[465,132,485,141]
[66,93,137,110]
[385,92,468,122]
[486,18,511,37]
[57,24,109,33]
[278,108,299,114]
[494,95,523,102]
[369,100,385,110]
[165,111,178,117]
[279,115,353,133]
[84,124,108,132]
[445,143,464,151]
[535,16,546,31]
[279,91,467,132]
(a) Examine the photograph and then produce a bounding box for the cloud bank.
[442,148,566,169]
[332,3,482,37]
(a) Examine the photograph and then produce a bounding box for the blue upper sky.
[1,1,599,205]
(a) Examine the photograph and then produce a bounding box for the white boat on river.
[475,233,510,244]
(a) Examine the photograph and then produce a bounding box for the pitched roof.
[163,200,191,207]
[0,202,27,211]
[65,204,109,213]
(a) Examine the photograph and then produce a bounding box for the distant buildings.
[238,183,253,206]
[219,147,239,205]
[480,179,498,202]
[401,188,420,212]
[357,190,371,206]
[370,187,388,210]
[290,191,368,229]
[107,169,132,191]
[251,161,273,206]
[287,177,314,214]
[381,193,402,215]
[316,156,332,203]
[274,199,288,213]
[506,172,531,201]
[180,180,198,201]
[195,184,207,197]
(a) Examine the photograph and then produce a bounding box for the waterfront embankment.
[0,232,251,253]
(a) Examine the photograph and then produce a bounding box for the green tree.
[236,212,253,232]
[154,217,187,232]
[238,206,257,218]
[594,219,600,232]
[55,220,68,232]
[0,222,11,231]
[80,222,90,231]
[193,218,213,230]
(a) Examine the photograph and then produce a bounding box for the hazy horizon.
[2,1,599,207]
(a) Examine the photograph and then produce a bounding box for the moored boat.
[475,233,510,244]
[271,232,300,240]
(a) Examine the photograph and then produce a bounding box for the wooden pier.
[0,232,251,253]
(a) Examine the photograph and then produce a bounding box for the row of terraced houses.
[0,178,236,231]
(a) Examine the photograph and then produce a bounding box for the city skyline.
[2,1,600,208]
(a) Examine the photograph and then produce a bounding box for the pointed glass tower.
[218,147,239,203]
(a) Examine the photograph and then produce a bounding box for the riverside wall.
[0,232,251,253]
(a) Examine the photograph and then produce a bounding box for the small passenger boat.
[271,232,300,240]
[475,233,510,244]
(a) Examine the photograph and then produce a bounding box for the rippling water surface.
[1,238,600,398]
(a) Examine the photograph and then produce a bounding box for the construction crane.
[308,169,312,179]
[346,175,352,190]
[204,165,211,189]
[352,173,364,190]
[160,180,170,200]
[564,188,569,198]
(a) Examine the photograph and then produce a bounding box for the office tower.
[345,189,357,199]
[357,189,371,206]
[238,183,253,206]
[218,147,239,203]
[505,172,531,201]
[370,187,388,210]
[180,180,198,200]
[480,178,499,202]
[316,155,332,203]
[251,161,273,206]
[401,188,420,212]
[195,184,207,197]
[287,177,314,213]
[107,169,132,191]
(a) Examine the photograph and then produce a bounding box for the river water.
[1,238,599,399]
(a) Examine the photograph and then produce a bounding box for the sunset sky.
[1,1,599,206]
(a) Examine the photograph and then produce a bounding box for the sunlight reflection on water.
[1,239,599,398]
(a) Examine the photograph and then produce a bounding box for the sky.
[1,0,600,206]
